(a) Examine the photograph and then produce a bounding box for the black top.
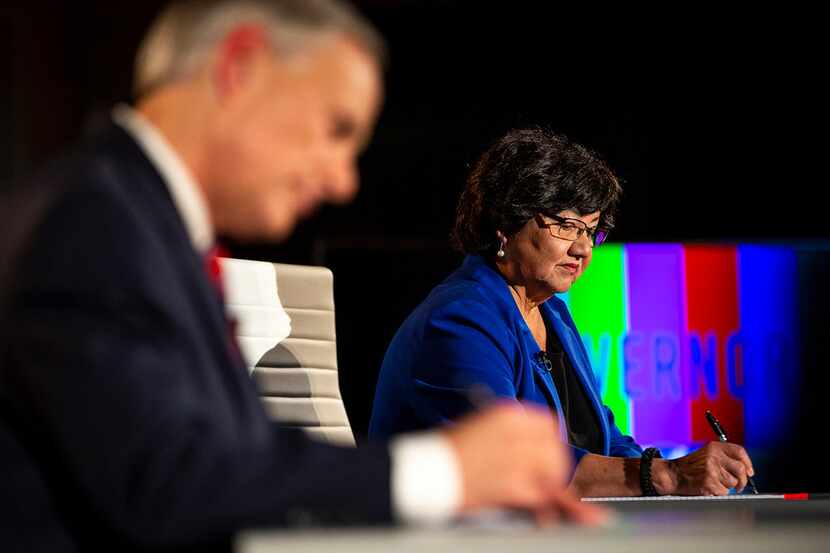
[543,319,603,454]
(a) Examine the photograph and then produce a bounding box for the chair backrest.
[220,258,355,446]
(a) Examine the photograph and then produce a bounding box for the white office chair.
[220,258,356,446]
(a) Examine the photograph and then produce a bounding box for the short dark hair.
[451,128,622,255]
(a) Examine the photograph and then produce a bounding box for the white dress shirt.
[112,105,462,524]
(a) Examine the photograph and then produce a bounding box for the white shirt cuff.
[389,431,462,525]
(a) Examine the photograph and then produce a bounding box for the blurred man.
[0,1,602,550]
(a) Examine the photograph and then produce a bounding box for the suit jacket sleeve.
[5,182,392,549]
[405,296,522,423]
[605,407,643,457]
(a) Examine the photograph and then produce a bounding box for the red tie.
[204,245,242,362]
[204,244,228,298]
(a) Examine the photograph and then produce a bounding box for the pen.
[704,409,759,494]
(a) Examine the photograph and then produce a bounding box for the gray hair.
[134,0,387,98]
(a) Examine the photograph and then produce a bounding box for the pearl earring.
[496,233,506,258]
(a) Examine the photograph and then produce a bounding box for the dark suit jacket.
[0,124,392,552]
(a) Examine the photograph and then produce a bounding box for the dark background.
[3,2,828,492]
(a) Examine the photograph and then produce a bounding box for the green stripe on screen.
[566,244,630,434]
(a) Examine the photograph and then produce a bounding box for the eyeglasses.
[535,214,608,247]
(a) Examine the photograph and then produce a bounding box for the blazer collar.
[459,255,611,452]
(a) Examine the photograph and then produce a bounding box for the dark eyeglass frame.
[535,213,609,246]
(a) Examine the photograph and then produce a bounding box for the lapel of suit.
[107,125,246,375]
[543,300,611,454]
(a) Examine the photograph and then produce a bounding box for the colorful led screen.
[560,244,801,456]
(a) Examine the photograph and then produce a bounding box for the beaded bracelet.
[640,447,663,496]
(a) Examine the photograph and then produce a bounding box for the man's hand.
[443,402,607,525]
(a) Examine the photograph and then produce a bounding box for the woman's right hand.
[653,442,755,495]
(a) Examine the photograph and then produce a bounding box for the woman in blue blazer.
[370,128,756,497]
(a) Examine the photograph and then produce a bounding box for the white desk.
[237,499,830,553]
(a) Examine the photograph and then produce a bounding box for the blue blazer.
[0,124,392,552]
[370,255,642,463]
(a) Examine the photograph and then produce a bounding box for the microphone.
[534,350,553,372]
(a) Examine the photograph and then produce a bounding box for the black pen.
[704,410,759,494]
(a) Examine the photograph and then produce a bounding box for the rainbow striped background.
[560,244,801,454]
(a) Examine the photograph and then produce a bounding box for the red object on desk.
[784,493,830,500]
